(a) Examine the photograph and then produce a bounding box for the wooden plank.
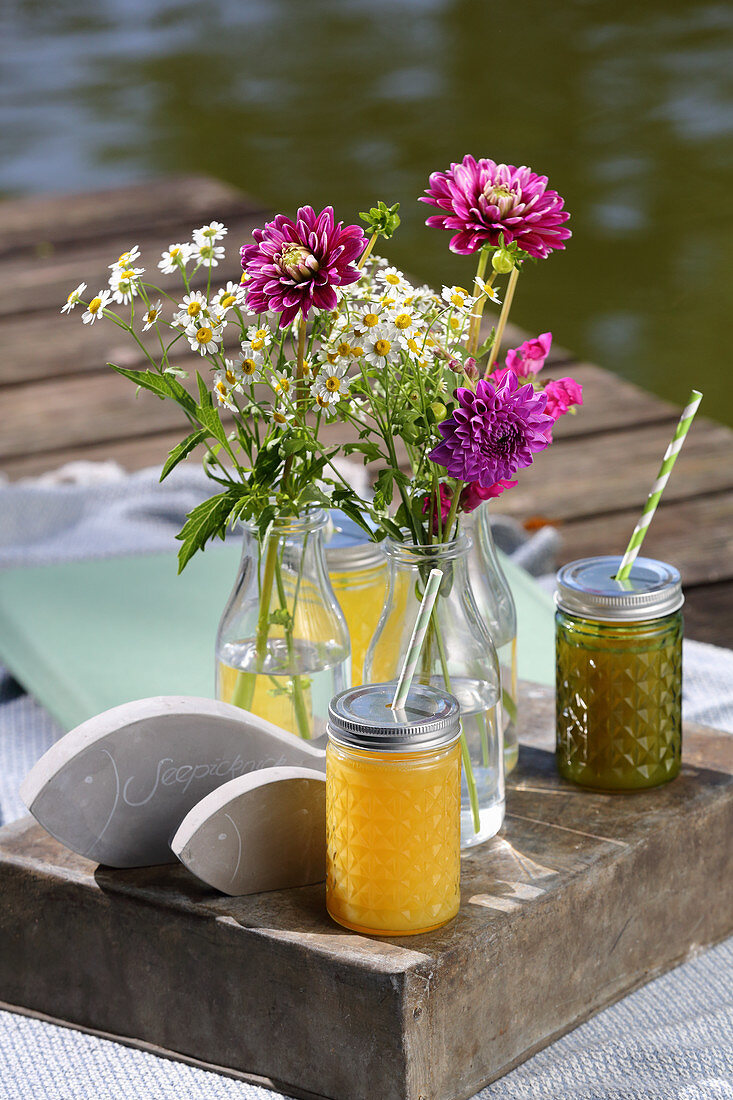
[0,177,266,258]
[499,416,733,523]
[0,215,262,320]
[0,430,189,481]
[683,582,733,648]
[1,700,731,1100]
[557,492,733,586]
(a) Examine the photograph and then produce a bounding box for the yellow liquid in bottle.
[218,661,315,737]
[328,562,388,685]
[326,741,461,935]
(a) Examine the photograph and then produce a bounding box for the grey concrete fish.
[171,767,326,896]
[20,696,326,868]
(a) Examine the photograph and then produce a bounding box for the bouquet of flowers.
[62,157,582,780]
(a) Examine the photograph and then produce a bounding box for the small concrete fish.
[172,767,326,896]
[20,696,326,868]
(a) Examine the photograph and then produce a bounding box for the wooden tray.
[1,684,731,1100]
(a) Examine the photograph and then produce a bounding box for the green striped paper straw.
[391,568,443,711]
[616,389,703,581]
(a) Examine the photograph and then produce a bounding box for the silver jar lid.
[555,556,684,623]
[327,682,461,752]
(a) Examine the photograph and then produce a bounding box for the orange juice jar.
[325,514,388,686]
[326,682,461,936]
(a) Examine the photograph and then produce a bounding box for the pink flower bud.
[463,357,479,380]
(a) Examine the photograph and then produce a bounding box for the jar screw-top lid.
[555,556,683,622]
[327,682,461,752]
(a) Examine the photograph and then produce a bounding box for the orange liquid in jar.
[326,740,461,935]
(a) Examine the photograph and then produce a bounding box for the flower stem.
[441,482,463,543]
[272,546,311,740]
[466,248,490,356]
[432,609,481,834]
[485,265,520,377]
[358,232,378,270]
[230,532,280,714]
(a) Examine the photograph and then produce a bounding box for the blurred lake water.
[2,0,732,423]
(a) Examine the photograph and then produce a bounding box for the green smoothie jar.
[555,556,683,791]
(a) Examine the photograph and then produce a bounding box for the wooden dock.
[0,177,731,647]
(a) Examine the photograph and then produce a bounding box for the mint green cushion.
[0,547,554,731]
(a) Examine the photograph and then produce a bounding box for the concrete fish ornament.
[20,696,326,868]
[172,768,326,896]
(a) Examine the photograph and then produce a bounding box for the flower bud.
[492,249,515,275]
[277,244,320,282]
[430,401,447,421]
[463,358,479,381]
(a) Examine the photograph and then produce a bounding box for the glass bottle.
[326,682,461,936]
[364,536,504,848]
[555,556,683,790]
[464,503,519,773]
[216,509,350,741]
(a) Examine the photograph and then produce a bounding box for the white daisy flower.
[61,282,86,315]
[377,266,409,293]
[313,362,350,407]
[193,222,228,246]
[213,281,246,313]
[363,326,399,367]
[109,246,141,273]
[475,278,502,305]
[109,266,144,305]
[387,306,423,347]
[354,304,385,334]
[245,324,273,351]
[232,348,264,382]
[441,285,476,312]
[213,373,237,411]
[186,322,222,356]
[271,408,296,427]
[175,291,208,326]
[270,371,293,399]
[82,289,112,325]
[192,240,226,268]
[142,300,162,331]
[158,243,193,275]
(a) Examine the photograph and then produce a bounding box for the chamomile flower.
[109,246,141,273]
[313,362,350,407]
[175,291,208,326]
[193,221,228,246]
[186,322,222,356]
[61,282,86,315]
[142,300,162,331]
[272,408,296,427]
[232,347,264,382]
[354,304,385,333]
[475,278,502,305]
[387,306,423,347]
[377,266,409,293]
[213,372,237,410]
[441,285,476,312]
[245,324,273,352]
[158,243,193,275]
[82,289,112,325]
[192,239,225,268]
[109,266,144,305]
[213,281,246,313]
[363,326,399,367]
[270,371,293,399]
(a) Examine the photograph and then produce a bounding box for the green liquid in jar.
[555,610,682,790]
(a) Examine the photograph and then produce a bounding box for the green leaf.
[160,428,209,482]
[358,200,401,240]
[112,365,196,413]
[331,495,376,539]
[342,440,382,463]
[176,489,242,573]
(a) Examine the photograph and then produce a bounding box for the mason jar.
[555,556,683,791]
[326,682,461,936]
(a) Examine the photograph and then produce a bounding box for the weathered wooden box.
[1,684,731,1100]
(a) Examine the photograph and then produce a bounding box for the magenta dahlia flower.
[240,206,366,327]
[459,478,518,512]
[429,371,554,487]
[420,157,571,258]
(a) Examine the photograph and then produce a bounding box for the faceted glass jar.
[464,503,519,773]
[216,510,350,741]
[555,556,683,791]
[326,682,461,936]
[364,536,504,848]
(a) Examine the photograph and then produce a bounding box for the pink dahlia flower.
[420,157,571,258]
[459,478,518,513]
[240,206,366,327]
[429,370,554,487]
[505,332,553,376]
[543,377,583,438]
